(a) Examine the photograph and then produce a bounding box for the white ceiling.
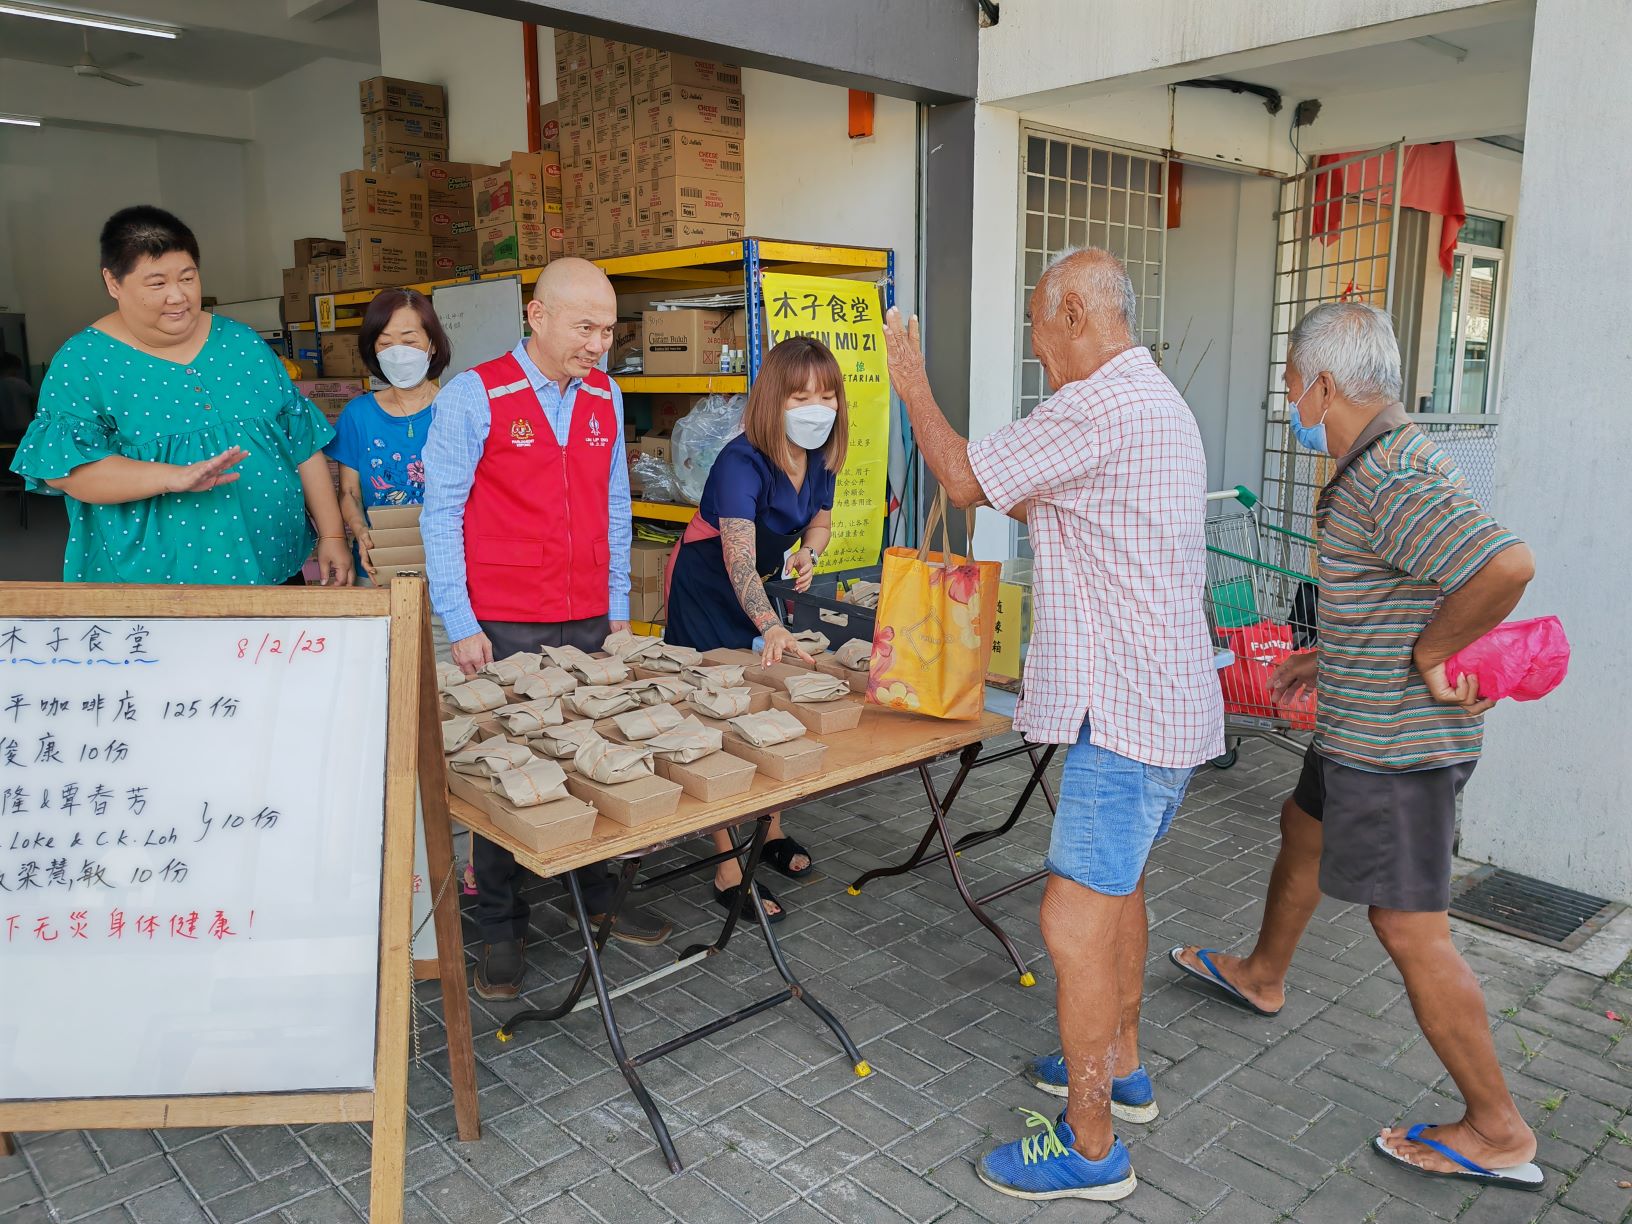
[0,0,380,89]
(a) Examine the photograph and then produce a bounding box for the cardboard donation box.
[642,307,745,375]
[359,75,447,116]
[341,171,429,233]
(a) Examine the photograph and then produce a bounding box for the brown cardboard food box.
[362,110,449,149]
[373,563,428,583]
[594,145,634,187]
[431,241,479,281]
[563,771,682,827]
[770,692,865,735]
[636,176,746,228]
[472,167,545,228]
[359,76,446,116]
[319,332,369,378]
[511,150,563,210]
[366,526,423,550]
[341,171,429,233]
[588,64,630,112]
[368,544,427,567]
[428,206,476,242]
[362,142,447,173]
[344,228,434,288]
[642,307,745,375]
[561,110,596,159]
[553,29,590,76]
[634,132,744,183]
[669,221,744,249]
[592,104,634,152]
[589,36,631,68]
[642,53,743,94]
[598,198,637,238]
[476,221,549,272]
[654,751,756,802]
[720,731,828,782]
[446,771,597,854]
[392,160,498,208]
[367,505,423,530]
[293,237,346,265]
[700,647,817,691]
[813,654,871,695]
[562,158,597,202]
[538,101,560,151]
[631,85,746,139]
[281,268,311,324]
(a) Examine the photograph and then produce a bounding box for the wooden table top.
[448,707,1013,876]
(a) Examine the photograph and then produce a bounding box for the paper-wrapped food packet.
[688,686,752,719]
[449,737,535,777]
[532,720,602,759]
[488,758,571,807]
[612,702,686,741]
[729,708,808,747]
[514,666,577,700]
[494,699,565,735]
[783,673,849,703]
[444,678,506,713]
[646,715,723,764]
[480,651,542,685]
[573,734,656,784]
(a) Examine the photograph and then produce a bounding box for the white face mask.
[377,344,431,389]
[784,404,837,450]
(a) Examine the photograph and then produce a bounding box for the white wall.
[1459,2,1630,899]
[377,0,530,165]
[244,56,381,300]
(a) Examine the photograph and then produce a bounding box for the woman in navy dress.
[666,336,848,920]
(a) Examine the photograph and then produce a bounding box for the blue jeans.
[1045,719,1193,896]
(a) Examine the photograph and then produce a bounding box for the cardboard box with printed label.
[427,207,476,242]
[362,110,448,149]
[340,170,429,233]
[359,76,446,116]
[592,104,634,152]
[632,85,745,139]
[631,220,742,254]
[361,142,447,173]
[559,69,592,117]
[648,393,701,434]
[635,434,671,465]
[293,237,346,265]
[430,243,479,280]
[477,220,549,272]
[281,268,311,324]
[588,63,630,113]
[472,168,542,228]
[642,307,745,375]
[561,110,596,159]
[553,29,591,75]
[594,144,633,182]
[344,228,434,288]
[508,150,562,209]
[633,132,744,183]
[636,176,746,227]
[538,101,560,151]
[595,192,637,237]
[305,258,338,295]
[642,53,742,94]
[589,37,631,68]
[562,163,598,202]
[319,332,369,378]
[391,160,497,208]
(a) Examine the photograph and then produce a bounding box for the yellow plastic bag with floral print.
[867,493,1000,720]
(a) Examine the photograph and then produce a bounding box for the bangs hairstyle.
[356,288,452,383]
[742,336,849,476]
[99,205,199,281]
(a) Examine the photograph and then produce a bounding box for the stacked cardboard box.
[359,76,449,172]
[555,32,746,257]
[365,504,428,584]
[391,160,495,279]
[642,306,747,376]
[470,149,564,273]
[280,237,345,325]
[339,169,433,290]
[629,538,672,624]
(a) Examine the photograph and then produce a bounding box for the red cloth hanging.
[1311,144,1466,277]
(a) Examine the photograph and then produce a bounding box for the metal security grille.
[1450,866,1625,952]
[1261,143,1402,557]
[1015,129,1166,556]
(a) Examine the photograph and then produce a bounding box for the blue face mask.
[1288,383,1330,454]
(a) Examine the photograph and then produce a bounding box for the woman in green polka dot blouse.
[9,205,353,586]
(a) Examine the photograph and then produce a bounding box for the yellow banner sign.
[760,272,889,573]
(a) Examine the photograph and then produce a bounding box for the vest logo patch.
[510,418,535,448]
[585,412,610,447]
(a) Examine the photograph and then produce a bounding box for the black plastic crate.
[764,564,881,650]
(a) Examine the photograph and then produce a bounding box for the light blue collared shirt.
[422,341,631,642]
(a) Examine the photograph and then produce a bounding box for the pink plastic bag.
[1444,615,1570,702]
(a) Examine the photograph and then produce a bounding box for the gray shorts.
[1292,746,1475,913]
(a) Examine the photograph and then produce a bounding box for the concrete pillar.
[1459,0,1632,901]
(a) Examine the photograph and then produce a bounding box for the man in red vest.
[423,258,670,1000]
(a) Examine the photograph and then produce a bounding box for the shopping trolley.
[1204,486,1319,768]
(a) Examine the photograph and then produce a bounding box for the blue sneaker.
[976,1109,1137,1202]
[1027,1056,1160,1123]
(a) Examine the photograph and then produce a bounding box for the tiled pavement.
[6,736,1632,1224]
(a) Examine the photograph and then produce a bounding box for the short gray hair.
[1287,303,1403,404]
[1036,247,1138,339]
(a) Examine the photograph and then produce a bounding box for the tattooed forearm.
[720,517,778,632]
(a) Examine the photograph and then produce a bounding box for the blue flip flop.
[1167,946,1282,1017]
[1371,1124,1545,1192]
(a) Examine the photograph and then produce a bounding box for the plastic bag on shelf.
[672,393,746,504]
[631,453,683,503]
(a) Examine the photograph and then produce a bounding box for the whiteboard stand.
[0,579,481,1221]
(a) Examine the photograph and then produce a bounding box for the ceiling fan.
[67,30,143,87]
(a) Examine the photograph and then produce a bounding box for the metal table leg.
[846,740,1058,986]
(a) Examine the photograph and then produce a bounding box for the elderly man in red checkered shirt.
[884,248,1223,1204]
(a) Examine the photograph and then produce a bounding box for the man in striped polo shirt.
[1172,303,1542,1191]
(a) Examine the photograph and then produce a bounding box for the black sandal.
[714,882,786,924]
[761,836,814,879]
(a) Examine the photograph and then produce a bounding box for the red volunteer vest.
[463,353,614,623]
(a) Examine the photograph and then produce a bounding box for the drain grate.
[1450,866,1625,951]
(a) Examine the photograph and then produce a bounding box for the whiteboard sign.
[434,277,523,379]
[0,617,391,1100]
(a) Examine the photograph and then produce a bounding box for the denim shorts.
[1045,719,1194,896]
